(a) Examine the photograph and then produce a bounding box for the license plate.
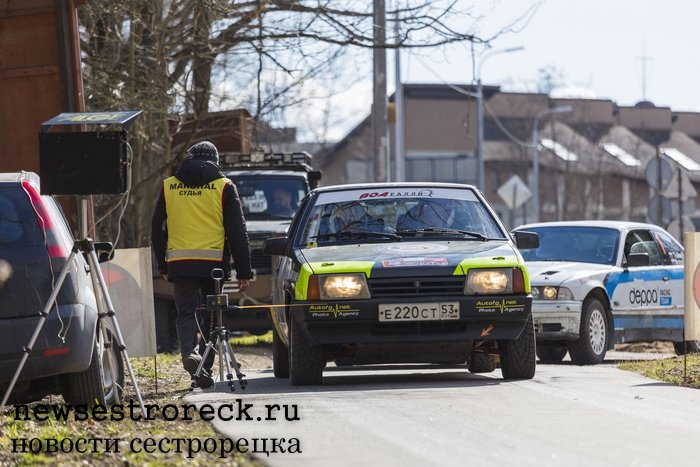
[378,302,460,322]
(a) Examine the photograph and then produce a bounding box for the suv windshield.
[518,226,619,265]
[299,188,505,245]
[229,176,306,220]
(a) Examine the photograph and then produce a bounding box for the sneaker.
[192,372,214,389]
[183,354,202,375]
[183,354,214,389]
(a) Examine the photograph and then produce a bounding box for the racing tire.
[272,325,290,378]
[468,351,496,373]
[536,343,568,363]
[63,326,124,407]
[569,297,608,365]
[673,340,700,355]
[289,313,324,386]
[498,313,536,380]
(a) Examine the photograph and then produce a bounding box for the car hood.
[300,240,519,277]
[526,261,613,286]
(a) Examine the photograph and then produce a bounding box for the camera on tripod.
[192,268,247,391]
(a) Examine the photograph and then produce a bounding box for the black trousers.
[172,277,216,371]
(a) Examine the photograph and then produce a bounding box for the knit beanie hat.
[187,141,219,164]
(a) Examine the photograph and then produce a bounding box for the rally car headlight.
[318,274,371,300]
[531,286,574,300]
[465,268,514,295]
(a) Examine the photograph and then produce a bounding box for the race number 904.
[629,288,658,305]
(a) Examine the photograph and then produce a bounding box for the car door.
[608,228,667,339]
[650,228,684,314]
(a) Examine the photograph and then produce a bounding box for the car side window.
[624,229,662,266]
[652,230,684,265]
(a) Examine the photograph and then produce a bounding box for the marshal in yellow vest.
[163,176,229,263]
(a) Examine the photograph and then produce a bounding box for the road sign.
[647,195,672,226]
[671,197,696,217]
[645,157,673,191]
[497,175,531,210]
[663,170,697,200]
[667,216,695,242]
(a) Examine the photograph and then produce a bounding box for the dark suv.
[0,172,123,405]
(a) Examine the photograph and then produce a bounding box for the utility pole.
[393,7,404,182]
[372,0,388,182]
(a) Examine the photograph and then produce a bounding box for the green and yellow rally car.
[263,183,539,385]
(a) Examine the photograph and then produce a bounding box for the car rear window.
[0,186,43,247]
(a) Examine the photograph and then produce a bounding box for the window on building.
[405,153,477,184]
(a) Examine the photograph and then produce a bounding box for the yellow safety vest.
[163,176,229,263]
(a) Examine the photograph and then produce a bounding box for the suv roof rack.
[220,151,314,172]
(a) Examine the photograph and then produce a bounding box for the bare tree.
[78,0,497,247]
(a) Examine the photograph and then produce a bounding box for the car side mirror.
[93,242,115,263]
[626,252,650,267]
[513,231,539,250]
[264,237,288,256]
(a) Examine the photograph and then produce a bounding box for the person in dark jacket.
[151,141,252,388]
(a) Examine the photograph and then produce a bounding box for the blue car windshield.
[518,226,620,265]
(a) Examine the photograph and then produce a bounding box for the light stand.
[193,268,247,391]
[1,110,146,413]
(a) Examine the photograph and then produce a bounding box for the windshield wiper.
[311,230,402,241]
[395,228,487,241]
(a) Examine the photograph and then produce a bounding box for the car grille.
[251,249,271,271]
[368,276,465,298]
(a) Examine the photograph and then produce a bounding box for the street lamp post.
[475,46,524,192]
[531,105,573,223]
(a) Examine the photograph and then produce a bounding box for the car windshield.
[229,176,306,220]
[518,226,620,265]
[299,187,506,246]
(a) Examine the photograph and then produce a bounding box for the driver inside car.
[319,202,384,236]
[396,200,454,230]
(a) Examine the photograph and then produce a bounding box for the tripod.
[0,238,145,413]
[193,269,247,391]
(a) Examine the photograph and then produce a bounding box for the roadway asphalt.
[185,351,700,467]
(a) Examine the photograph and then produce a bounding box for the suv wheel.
[499,313,536,380]
[289,313,324,386]
[272,324,289,378]
[63,326,124,406]
[569,297,608,365]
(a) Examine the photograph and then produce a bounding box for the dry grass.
[618,354,700,389]
[0,353,262,466]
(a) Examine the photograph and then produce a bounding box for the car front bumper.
[292,295,532,345]
[532,300,582,340]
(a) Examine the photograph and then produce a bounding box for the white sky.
[405,0,700,109]
[293,0,700,142]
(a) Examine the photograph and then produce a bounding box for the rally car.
[263,182,540,385]
[514,220,699,365]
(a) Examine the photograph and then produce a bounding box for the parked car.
[0,172,123,405]
[264,182,540,385]
[513,220,699,365]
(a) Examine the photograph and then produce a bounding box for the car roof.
[311,182,478,194]
[0,171,40,186]
[516,220,663,231]
[224,170,307,178]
